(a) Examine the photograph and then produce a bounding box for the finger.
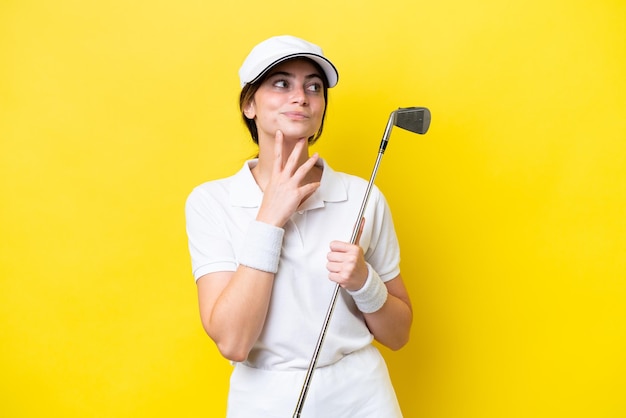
[292,152,320,183]
[272,130,284,173]
[327,250,344,263]
[299,181,320,197]
[283,138,307,175]
[329,240,356,253]
[326,260,341,273]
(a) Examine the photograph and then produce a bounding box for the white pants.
[226,345,403,418]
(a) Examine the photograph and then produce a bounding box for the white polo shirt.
[185,158,401,371]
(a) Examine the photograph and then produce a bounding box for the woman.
[186,35,412,417]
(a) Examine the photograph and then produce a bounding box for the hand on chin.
[275,126,313,142]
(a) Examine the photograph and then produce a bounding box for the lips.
[282,111,309,120]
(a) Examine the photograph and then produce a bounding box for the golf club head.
[379,106,431,153]
[395,107,431,134]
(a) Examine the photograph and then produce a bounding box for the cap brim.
[246,53,338,88]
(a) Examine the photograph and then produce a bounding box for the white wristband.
[238,220,284,274]
[347,263,388,313]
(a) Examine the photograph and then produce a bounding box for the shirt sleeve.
[185,185,238,281]
[362,186,401,282]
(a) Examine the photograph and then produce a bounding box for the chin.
[281,130,317,140]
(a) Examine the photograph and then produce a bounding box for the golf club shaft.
[292,106,429,416]
[292,145,388,417]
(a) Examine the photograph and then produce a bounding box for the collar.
[229,158,347,210]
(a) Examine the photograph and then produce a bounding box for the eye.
[306,82,323,93]
[273,79,288,88]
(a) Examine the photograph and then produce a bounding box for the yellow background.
[1,0,625,417]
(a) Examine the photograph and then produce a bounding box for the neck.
[251,138,321,192]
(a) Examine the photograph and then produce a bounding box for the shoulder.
[186,161,255,209]
[333,170,385,203]
[186,175,235,208]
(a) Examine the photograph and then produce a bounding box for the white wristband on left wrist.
[347,263,388,313]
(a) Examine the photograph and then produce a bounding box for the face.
[243,59,326,143]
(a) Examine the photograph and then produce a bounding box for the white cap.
[238,35,339,88]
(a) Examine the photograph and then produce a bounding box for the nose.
[291,85,308,105]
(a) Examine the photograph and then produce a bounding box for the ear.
[243,100,256,119]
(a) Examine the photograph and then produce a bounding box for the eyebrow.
[267,70,323,81]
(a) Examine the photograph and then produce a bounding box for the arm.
[327,241,412,350]
[195,132,320,362]
[362,274,412,350]
[196,267,275,362]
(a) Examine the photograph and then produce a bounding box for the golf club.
[292,106,431,417]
